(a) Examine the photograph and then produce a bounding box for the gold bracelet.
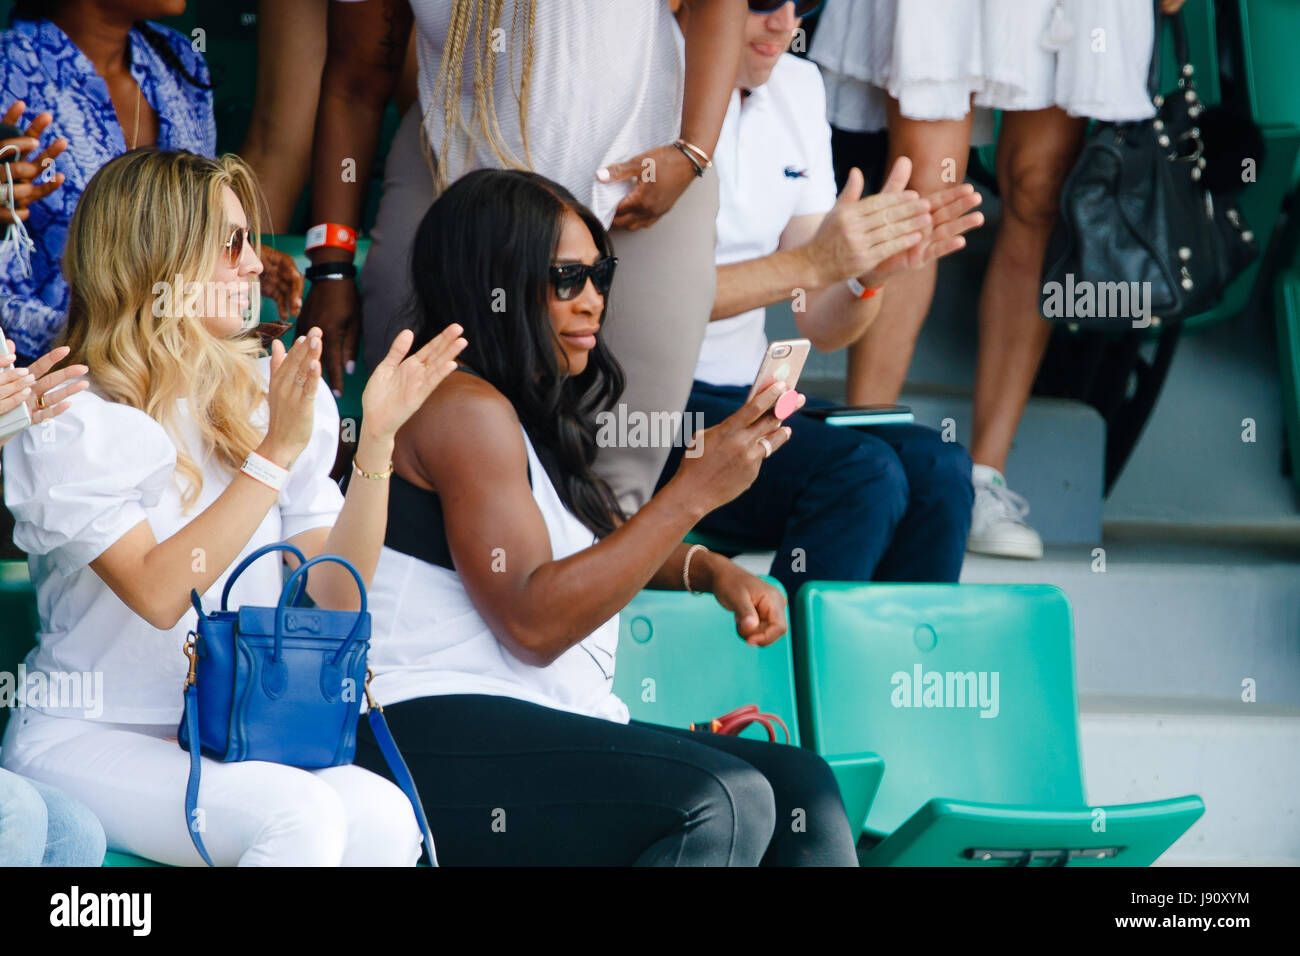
[672,141,706,177]
[675,138,713,170]
[682,543,709,594]
[352,457,394,481]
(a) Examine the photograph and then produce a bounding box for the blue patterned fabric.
[0,18,215,359]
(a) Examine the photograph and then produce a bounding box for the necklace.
[128,82,141,149]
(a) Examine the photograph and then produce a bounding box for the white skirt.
[810,0,1157,134]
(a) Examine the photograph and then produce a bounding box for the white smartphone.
[0,335,33,443]
[746,338,812,402]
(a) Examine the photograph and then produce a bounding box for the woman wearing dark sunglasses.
[352,168,859,866]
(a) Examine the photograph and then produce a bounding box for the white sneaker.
[967,465,1044,559]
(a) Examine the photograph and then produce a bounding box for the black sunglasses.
[550,256,618,301]
[223,226,256,267]
[749,0,823,16]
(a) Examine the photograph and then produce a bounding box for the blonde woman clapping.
[0,149,465,866]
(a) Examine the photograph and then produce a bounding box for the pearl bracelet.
[683,543,709,593]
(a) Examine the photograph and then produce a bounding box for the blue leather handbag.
[178,542,437,866]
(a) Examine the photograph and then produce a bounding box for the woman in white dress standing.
[812,0,1188,558]
[1,148,466,865]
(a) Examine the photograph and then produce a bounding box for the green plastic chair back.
[1276,263,1300,500]
[0,560,38,739]
[615,584,801,745]
[616,585,884,831]
[103,850,168,867]
[1238,0,1300,132]
[794,583,1086,839]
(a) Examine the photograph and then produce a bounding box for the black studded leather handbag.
[1039,5,1259,331]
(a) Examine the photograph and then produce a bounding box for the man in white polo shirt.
[659,0,984,597]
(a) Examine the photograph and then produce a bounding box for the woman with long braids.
[0,0,303,370]
[352,168,860,866]
[301,0,743,515]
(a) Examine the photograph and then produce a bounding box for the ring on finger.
[757,436,773,459]
[294,374,306,386]
[35,391,46,411]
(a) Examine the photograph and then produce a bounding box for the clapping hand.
[358,325,468,442]
[855,157,985,287]
[0,342,88,446]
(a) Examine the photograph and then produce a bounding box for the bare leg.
[969,107,1088,472]
[240,0,329,233]
[844,96,974,405]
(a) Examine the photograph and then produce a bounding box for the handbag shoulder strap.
[183,682,216,866]
[367,708,439,866]
[182,686,439,867]
[1149,5,1192,99]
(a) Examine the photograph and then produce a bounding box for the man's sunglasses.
[749,0,823,16]
[550,256,618,301]
[223,226,256,267]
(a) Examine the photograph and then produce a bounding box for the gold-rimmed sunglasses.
[223,226,257,267]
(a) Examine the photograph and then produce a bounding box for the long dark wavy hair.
[408,168,626,538]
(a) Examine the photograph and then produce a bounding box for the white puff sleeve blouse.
[1,361,344,724]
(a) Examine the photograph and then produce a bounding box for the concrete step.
[1079,695,1300,866]
[960,529,1300,709]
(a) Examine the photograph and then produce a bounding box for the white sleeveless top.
[365,425,628,723]
[407,0,684,228]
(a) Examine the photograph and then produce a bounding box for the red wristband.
[306,222,357,254]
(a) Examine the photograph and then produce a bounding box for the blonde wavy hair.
[426,0,537,192]
[61,149,267,512]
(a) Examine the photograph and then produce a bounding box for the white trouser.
[0,708,421,867]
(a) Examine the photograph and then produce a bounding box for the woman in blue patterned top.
[0,1,302,366]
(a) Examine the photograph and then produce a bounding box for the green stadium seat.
[103,850,169,867]
[615,585,884,838]
[0,559,38,740]
[793,583,1204,866]
[1238,0,1300,181]
[1276,262,1300,501]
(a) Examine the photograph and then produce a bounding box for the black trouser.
[355,694,858,867]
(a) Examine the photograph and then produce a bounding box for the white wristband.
[241,451,289,493]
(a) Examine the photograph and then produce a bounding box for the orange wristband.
[306,222,358,254]
[847,277,883,299]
